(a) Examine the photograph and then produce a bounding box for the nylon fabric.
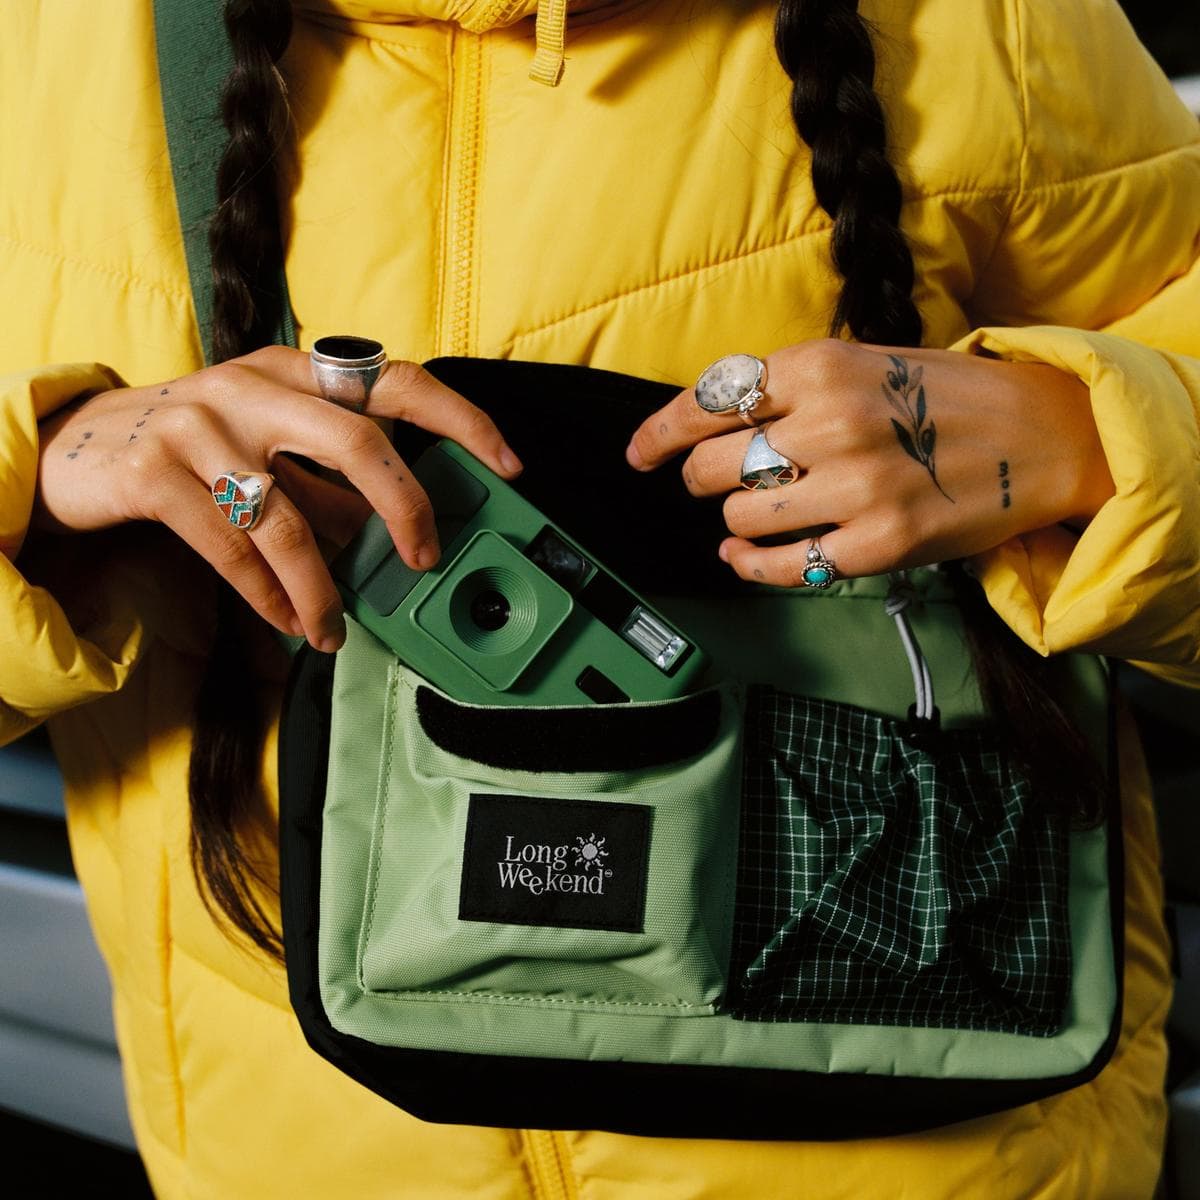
[309,605,1117,1084]
[729,687,1072,1035]
[320,622,742,1021]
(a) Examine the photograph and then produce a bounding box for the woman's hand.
[625,340,1114,586]
[33,347,522,651]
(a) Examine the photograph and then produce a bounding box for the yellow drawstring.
[529,0,567,86]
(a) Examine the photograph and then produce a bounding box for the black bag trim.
[279,627,1125,1141]
[405,358,742,597]
[414,684,722,772]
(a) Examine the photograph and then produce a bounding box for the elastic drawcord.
[885,572,935,722]
[529,0,567,85]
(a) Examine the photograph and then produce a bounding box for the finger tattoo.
[999,459,1012,509]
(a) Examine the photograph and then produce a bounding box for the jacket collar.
[297,0,642,82]
[297,0,579,81]
[295,0,542,33]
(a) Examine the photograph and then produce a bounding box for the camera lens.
[469,589,511,632]
[445,563,543,659]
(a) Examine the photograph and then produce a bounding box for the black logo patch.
[459,793,652,933]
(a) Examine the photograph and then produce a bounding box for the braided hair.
[189,0,294,959]
[774,0,1101,825]
[774,0,921,347]
[210,0,295,361]
[190,0,1102,959]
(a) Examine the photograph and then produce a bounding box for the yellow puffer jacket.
[2,0,1199,1196]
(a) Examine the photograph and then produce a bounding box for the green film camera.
[331,441,707,705]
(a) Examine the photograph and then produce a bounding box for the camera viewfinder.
[525,527,591,594]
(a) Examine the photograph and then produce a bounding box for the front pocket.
[350,661,743,1015]
[727,687,1073,1035]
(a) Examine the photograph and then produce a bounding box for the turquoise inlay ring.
[740,424,798,490]
[802,538,837,589]
[211,471,274,532]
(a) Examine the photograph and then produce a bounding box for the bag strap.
[152,0,297,361]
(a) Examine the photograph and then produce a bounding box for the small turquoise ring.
[802,538,837,589]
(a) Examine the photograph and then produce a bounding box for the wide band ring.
[740,424,798,490]
[310,335,388,412]
[802,537,838,589]
[695,353,766,425]
[211,471,274,532]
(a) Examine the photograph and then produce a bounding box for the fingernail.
[625,442,644,470]
[416,541,440,570]
[317,615,346,654]
[289,615,306,638]
[718,542,730,563]
[500,446,522,475]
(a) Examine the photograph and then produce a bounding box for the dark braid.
[775,1,1103,824]
[775,0,922,346]
[209,0,294,362]
[946,564,1106,827]
[189,0,294,960]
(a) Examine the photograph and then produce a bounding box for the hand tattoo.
[881,355,954,502]
[999,460,1011,508]
[66,431,94,460]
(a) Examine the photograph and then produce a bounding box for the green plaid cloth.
[728,689,1071,1036]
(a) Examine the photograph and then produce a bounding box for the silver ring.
[310,335,388,412]
[211,471,274,532]
[740,424,798,490]
[695,353,766,425]
[801,538,837,589]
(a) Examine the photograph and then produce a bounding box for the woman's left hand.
[625,340,1114,586]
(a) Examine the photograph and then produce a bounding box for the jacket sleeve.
[0,364,149,743]
[954,0,1200,687]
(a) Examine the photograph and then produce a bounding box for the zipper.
[440,29,485,357]
[523,1129,576,1200]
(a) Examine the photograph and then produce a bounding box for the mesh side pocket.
[728,688,1071,1035]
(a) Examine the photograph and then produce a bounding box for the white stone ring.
[695,353,766,425]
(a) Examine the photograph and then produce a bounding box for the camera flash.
[621,607,689,672]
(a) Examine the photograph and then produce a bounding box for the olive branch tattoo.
[881,355,954,502]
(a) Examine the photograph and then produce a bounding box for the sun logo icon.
[574,833,608,872]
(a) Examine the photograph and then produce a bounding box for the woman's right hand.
[33,347,523,652]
